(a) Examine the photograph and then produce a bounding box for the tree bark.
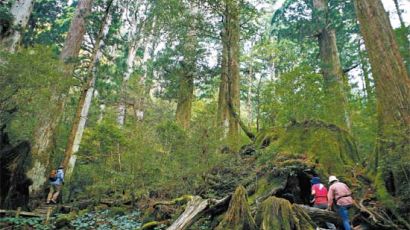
[312,0,351,130]
[176,4,197,129]
[354,0,410,135]
[217,21,230,137]
[27,0,93,194]
[63,0,114,178]
[353,0,410,211]
[60,0,94,66]
[226,0,240,146]
[0,0,35,52]
[175,71,194,129]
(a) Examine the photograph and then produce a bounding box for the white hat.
[329,175,338,183]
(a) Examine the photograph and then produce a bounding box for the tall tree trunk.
[217,22,229,137]
[134,36,153,121]
[353,0,410,214]
[358,39,372,100]
[312,0,351,130]
[246,64,253,127]
[60,0,94,66]
[117,40,139,126]
[63,0,114,178]
[0,0,34,52]
[176,5,197,129]
[392,0,410,75]
[175,70,194,129]
[26,0,93,194]
[217,0,241,146]
[117,3,151,126]
[226,0,240,146]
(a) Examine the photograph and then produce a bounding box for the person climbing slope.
[310,176,328,209]
[327,175,353,230]
[46,165,64,204]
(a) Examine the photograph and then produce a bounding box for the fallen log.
[166,196,208,230]
[0,209,42,218]
[294,204,342,226]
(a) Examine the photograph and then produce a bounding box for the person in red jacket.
[310,176,328,209]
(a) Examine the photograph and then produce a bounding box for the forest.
[0,0,409,229]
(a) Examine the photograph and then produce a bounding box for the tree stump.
[215,185,257,230]
[255,196,315,230]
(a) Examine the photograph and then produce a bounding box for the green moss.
[248,176,284,205]
[55,212,77,228]
[78,209,89,217]
[255,128,280,148]
[110,206,128,216]
[272,120,360,178]
[140,221,160,230]
[216,185,257,230]
[255,196,315,230]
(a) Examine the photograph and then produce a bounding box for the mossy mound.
[254,196,315,230]
[273,120,360,178]
[255,128,281,148]
[250,120,362,206]
[215,185,257,230]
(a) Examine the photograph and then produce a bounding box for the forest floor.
[1,152,402,230]
[1,130,407,230]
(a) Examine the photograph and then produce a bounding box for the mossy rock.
[55,212,77,229]
[215,185,257,230]
[255,196,315,230]
[273,120,360,178]
[110,206,128,216]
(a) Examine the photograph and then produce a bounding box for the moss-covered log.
[294,204,342,226]
[215,185,256,230]
[254,196,315,230]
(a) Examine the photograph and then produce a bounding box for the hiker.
[310,176,328,209]
[327,175,353,230]
[46,165,64,204]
